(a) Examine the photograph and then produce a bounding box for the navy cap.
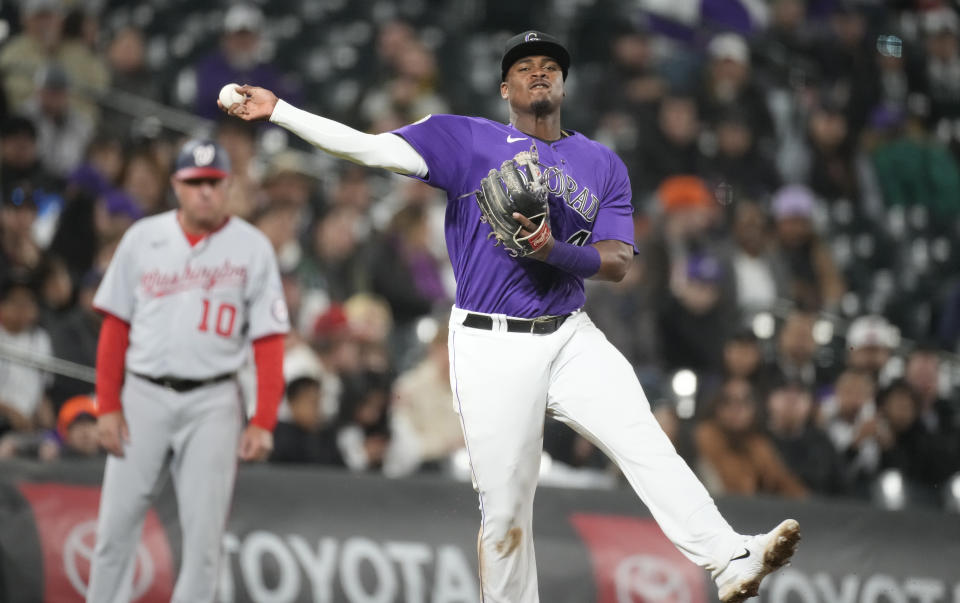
[501,30,570,81]
[173,139,231,180]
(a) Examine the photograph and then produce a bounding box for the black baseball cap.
[501,30,570,81]
[173,139,231,180]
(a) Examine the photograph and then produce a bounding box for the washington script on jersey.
[140,261,248,298]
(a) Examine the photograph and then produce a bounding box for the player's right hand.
[218,85,278,122]
[97,411,130,458]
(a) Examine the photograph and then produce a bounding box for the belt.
[133,372,235,393]
[462,312,570,335]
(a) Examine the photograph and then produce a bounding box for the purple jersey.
[393,114,635,318]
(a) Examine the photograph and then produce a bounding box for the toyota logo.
[63,520,155,598]
[615,555,692,603]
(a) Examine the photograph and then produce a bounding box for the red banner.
[570,513,708,603]
[17,483,174,603]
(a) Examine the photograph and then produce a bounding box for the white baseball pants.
[86,374,243,603]
[448,307,744,603]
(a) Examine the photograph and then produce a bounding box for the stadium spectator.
[120,148,167,215]
[804,98,859,202]
[192,4,299,121]
[593,25,665,117]
[633,92,702,201]
[57,5,109,125]
[658,251,737,377]
[373,20,418,78]
[0,186,44,278]
[299,204,368,303]
[766,379,846,495]
[769,184,845,311]
[53,393,100,459]
[369,203,448,328]
[38,255,73,316]
[270,376,343,466]
[262,151,323,214]
[336,370,418,476]
[750,0,819,91]
[730,201,781,318]
[864,103,960,217]
[876,379,959,488]
[872,31,925,117]
[700,106,781,202]
[697,32,775,152]
[762,310,829,392]
[391,322,464,470]
[310,303,362,420]
[921,8,960,131]
[22,63,94,178]
[0,115,61,206]
[93,191,144,260]
[0,272,54,436]
[252,200,301,272]
[722,328,780,401]
[44,269,101,409]
[903,344,960,439]
[819,368,885,493]
[813,4,877,137]
[103,26,159,138]
[583,253,660,377]
[359,39,448,132]
[343,293,394,374]
[845,314,898,380]
[71,135,125,193]
[215,119,259,220]
[0,393,103,461]
[0,0,64,111]
[105,25,159,103]
[694,378,808,498]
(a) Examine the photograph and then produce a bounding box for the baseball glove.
[476,145,551,257]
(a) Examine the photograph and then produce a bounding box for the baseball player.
[87,140,289,603]
[223,31,799,603]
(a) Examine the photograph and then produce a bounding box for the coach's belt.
[462,312,570,335]
[134,372,235,392]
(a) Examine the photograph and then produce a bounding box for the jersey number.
[566,229,592,247]
[198,299,237,337]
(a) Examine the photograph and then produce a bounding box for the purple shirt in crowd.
[393,115,635,318]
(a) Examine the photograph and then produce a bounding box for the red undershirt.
[94,216,285,431]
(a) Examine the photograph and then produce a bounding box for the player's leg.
[167,382,244,603]
[545,313,795,584]
[87,377,176,603]
[448,312,554,603]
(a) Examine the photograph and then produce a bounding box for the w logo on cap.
[174,139,230,180]
[524,32,540,41]
[192,144,216,167]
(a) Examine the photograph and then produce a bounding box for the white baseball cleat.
[714,519,801,603]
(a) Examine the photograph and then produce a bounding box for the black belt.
[134,372,235,393]
[462,312,570,335]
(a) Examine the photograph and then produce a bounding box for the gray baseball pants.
[86,374,243,603]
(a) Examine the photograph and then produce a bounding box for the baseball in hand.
[219,83,245,109]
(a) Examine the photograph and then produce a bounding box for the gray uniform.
[87,211,289,603]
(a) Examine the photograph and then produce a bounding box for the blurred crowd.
[0,0,959,510]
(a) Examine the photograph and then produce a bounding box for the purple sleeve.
[591,150,638,253]
[392,115,472,192]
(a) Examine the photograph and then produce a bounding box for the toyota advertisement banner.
[1,460,958,603]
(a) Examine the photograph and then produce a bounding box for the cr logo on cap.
[193,144,216,167]
[525,32,540,41]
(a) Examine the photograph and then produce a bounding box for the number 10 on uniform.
[198,299,237,337]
